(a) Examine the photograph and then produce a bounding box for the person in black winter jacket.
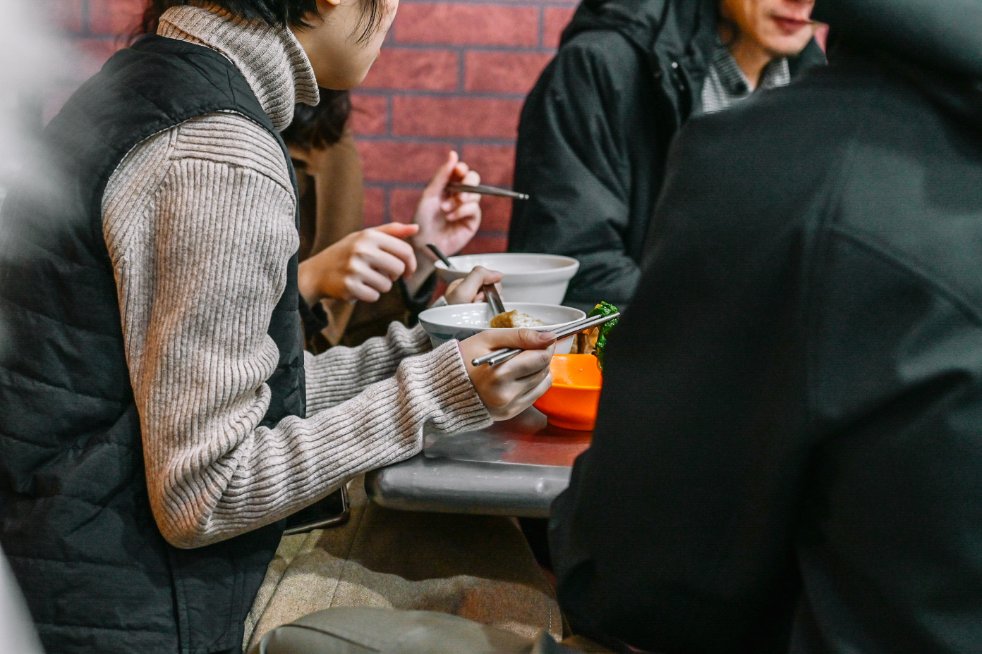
[549,0,982,651]
[508,0,824,310]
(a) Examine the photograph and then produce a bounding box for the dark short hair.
[282,89,353,150]
[138,0,383,42]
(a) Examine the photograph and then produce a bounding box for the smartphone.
[283,486,350,535]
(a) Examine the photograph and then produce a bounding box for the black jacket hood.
[817,0,982,128]
[561,0,717,60]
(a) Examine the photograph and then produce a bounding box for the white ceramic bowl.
[434,253,580,304]
[418,302,586,351]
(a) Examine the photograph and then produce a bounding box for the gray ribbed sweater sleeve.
[103,114,491,550]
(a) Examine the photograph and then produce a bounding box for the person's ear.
[306,0,340,20]
[302,0,339,24]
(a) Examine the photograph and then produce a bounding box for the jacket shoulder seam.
[827,224,982,328]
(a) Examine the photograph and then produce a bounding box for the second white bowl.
[434,253,579,304]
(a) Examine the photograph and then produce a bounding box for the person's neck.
[719,25,773,90]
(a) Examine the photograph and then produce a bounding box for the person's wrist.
[297,261,319,306]
[416,255,435,280]
[404,262,434,297]
[408,230,428,257]
[404,239,435,295]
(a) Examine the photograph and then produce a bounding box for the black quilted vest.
[0,36,305,653]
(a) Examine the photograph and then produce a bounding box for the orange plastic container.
[533,353,603,431]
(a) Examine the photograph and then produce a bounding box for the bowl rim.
[549,379,603,391]
[548,353,603,391]
[417,302,585,328]
[433,253,579,279]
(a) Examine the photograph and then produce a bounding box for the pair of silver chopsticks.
[446,183,530,201]
[471,311,621,367]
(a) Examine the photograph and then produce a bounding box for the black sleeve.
[398,273,437,325]
[508,34,644,307]
[298,294,328,336]
[548,119,815,652]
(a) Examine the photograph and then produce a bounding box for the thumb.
[484,327,556,350]
[373,222,420,240]
[447,266,503,303]
[424,151,459,195]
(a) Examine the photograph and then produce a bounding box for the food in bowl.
[417,302,585,350]
[533,353,603,431]
[489,309,545,329]
[433,253,579,305]
[570,300,620,369]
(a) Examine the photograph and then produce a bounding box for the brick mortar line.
[398,0,576,5]
[457,44,467,92]
[356,135,517,145]
[371,180,515,191]
[462,45,560,54]
[360,91,528,100]
[381,42,557,53]
[385,96,394,136]
[360,89,528,99]
[81,0,91,36]
[389,41,545,49]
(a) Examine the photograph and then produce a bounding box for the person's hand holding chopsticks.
[457,328,556,421]
[405,151,483,295]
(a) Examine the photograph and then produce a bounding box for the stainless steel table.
[365,408,591,518]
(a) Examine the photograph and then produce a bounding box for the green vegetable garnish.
[588,301,619,370]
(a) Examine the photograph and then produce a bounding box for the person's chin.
[315,73,358,92]
[765,33,814,57]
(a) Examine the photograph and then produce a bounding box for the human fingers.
[478,368,552,421]
[444,278,463,298]
[346,279,383,304]
[499,366,555,419]
[425,151,460,200]
[445,198,482,223]
[489,339,555,380]
[460,328,554,379]
[459,333,555,420]
[373,222,420,240]
[478,325,555,352]
[355,246,409,282]
[361,229,418,277]
[443,167,481,213]
[444,265,504,304]
[344,261,395,300]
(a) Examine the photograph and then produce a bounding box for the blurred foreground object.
[0,549,43,654]
[549,0,982,650]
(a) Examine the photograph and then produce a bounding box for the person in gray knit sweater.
[111,1,553,551]
[0,0,561,651]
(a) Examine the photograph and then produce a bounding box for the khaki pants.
[244,479,562,651]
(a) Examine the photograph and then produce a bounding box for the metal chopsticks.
[426,243,455,269]
[483,283,507,316]
[446,183,530,201]
[471,311,621,367]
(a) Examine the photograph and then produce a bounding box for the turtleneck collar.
[157,3,319,131]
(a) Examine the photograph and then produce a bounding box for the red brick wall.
[44,0,577,254]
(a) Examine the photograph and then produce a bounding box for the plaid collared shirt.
[699,40,791,115]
